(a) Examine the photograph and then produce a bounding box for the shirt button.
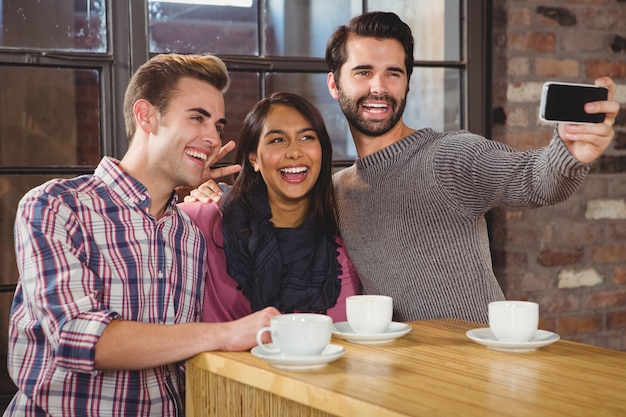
[158,271,164,279]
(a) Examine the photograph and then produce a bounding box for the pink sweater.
[179,201,362,323]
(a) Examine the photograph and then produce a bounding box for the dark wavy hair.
[222,92,338,238]
[325,11,414,82]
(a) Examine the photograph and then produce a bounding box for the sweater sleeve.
[433,129,591,217]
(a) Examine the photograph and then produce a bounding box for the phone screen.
[541,83,608,124]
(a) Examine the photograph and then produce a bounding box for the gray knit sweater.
[333,128,590,324]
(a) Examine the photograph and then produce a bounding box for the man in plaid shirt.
[5,53,279,416]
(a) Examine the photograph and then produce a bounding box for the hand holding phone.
[539,82,609,124]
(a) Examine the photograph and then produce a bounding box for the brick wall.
[490,0,626,350]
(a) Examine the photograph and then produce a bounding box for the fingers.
[560,121,613,146]
[209,164,241,180]
[194,181,223,203]
[208,140,237,166]
[186,186,215,204]
[587,77,620,125]
[202,140,241,182]
[594,76,615,99]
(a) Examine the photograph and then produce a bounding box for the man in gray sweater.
[324,12,619,323]
[187,12,619,325]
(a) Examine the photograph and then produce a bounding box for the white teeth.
[185,150,208,161]
[364,103,387,108]
[281,167,308,174]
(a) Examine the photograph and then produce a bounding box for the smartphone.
[539,82,608,124]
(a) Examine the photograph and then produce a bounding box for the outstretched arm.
[557,77,620,163]
[94,307,279,371]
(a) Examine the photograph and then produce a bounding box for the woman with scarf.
[179,92,361,322]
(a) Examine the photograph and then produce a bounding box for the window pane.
[407,67,461,132]
[0,0,107,52]
[265,0,361,57]
[149,1,259,55]
[367,0,461,61]
[0,66,101,167]
[221,72,261,163]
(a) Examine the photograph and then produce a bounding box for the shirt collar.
[94,157,178,213]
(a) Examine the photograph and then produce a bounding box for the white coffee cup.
[255,313,332,356]
[346,295,393,334]
[488,301,539,342]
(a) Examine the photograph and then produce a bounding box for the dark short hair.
[325,11,414,81]
[223,92,338,238]
[123,53,230,140]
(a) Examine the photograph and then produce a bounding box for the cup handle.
[255,327,279,354]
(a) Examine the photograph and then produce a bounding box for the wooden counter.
[185,319,626,416]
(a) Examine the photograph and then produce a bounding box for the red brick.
[561,32,605,52]
[613,266,626,285]
[537,247,583,266]
[553,222,605,245]
[586,60,626,79]
[608,223,626,241]
[508,32,555,52]
[591,244,626,263]
[501,251,528,269]
[535,57,580,77]
[506,225,544,245]
[556,314,603,335]
[586,289,626,308]
[577,9,626,31]
[608,310,626,330]
[509,8,532,26]
[535,293,581,314]
[505,271,554,292]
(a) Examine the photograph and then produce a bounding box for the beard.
[336,88,407,137]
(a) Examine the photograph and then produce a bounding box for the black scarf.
[222,187,341,313]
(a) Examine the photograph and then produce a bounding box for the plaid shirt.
[6,157,206,416]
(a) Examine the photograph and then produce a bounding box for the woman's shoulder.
[178,200,222,227]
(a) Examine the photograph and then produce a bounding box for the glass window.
[0,0,107,52]
[407,67,462,133]
[221,72,261,163]
[149,0,259,54]
[368,0,461,61]
[265,0,361,57]
[0,66,102,168]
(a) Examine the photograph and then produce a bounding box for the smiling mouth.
[185,149,208,162]
[280,166,309,182]
[281,166,308,174]
[362,103,388,113]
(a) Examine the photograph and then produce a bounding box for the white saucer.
[251,343,345,370]
[466,328,560,352]
[332,321,412,345]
